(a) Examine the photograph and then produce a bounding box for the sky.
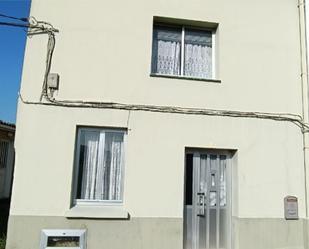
[0,0,31,124]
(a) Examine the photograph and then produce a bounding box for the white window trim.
[151,24,217,81]
[40,229,86,249]
[72,127,127,206]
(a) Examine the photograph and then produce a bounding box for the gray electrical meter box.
[47,73,59,89]
[284,196,298,220]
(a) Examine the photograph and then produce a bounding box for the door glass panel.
[211,173,215,187]
[209,209,217,249]
[186,154,193,205]
[199,213,207,248]
[210,191,217,207]
[210,155,217,171]
[219,155,227,207]
[219,209,227,249]
[185,154,193,249]
[185,205,193,249]
[200,155,207,193]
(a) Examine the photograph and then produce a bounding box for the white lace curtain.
[79,130,124,201]
[152,26,181,75]
[184,29,212,79]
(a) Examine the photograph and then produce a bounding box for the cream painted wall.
[10,104,305,218]
[6,216,307,249]
[11,0,306,220]
[21,0,302,114]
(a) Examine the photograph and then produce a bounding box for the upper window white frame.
[40,229,86,249]
[72,127,126,206]
[151,23,216,80]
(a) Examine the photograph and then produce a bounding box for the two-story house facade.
[6,0,309,249]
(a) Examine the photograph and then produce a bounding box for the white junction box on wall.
[47,73,59,89]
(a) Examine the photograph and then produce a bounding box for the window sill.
[150,73,221,83]
[65,205,129,219]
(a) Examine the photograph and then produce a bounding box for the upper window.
[73,128,125,204]
[151,24,215,80]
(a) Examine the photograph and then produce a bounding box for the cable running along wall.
[10,15,309,133]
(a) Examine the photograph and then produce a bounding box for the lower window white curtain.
[184,30,212,79]
[80,130,124,201]
[152,26,181,75]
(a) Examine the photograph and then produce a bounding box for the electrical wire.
[19,93,309,131]
[39,32,55,100]
[0,15,59,34]
[0,13,28,22]
[0,21,29,28]
[27,16,59,35]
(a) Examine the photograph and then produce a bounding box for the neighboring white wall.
[0,140,14,199]
[0,168,5,197]
[11,0,305,219]
[3,141,14,198]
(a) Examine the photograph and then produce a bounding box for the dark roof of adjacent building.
[0,120,15,130]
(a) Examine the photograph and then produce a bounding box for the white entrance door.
[184,151,231,249]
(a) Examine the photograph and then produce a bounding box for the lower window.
[40,229,86,249]
[73,127,126,204]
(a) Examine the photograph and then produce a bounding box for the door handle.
[197,192,205,217]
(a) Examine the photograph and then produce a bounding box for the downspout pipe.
[298,1,309,247]
[299,0,309,215]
